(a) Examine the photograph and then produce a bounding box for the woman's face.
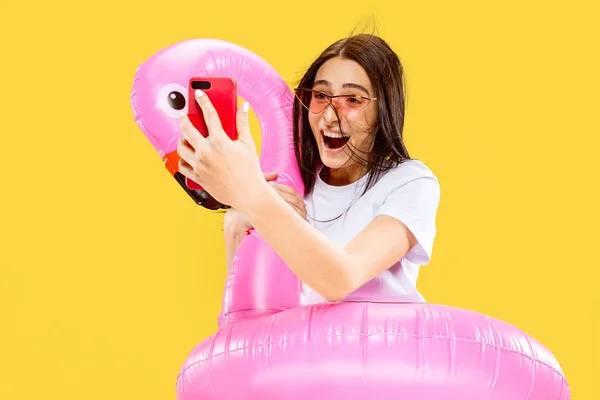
[308,57,379,172]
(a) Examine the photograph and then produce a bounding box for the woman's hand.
[177,90,266,211]
[223,171,306,273]
[224,207,252,235]
[264,172,307,221]
[224,171,307,236]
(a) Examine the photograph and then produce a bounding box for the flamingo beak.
[163,150,228,210]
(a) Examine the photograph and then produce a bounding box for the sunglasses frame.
[293,88,377,116]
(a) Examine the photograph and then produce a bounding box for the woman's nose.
[322,102,340,124]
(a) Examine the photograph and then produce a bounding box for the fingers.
[269,181,297,196]
[178,113,204,151]
[287,199,307,219]
[263,171,278,182]
[193,89,227,140]
[177,135,197,169]
[269,182,307,219]
[276,188,303,213]
[178,157,194,180]
[236,102,253,144]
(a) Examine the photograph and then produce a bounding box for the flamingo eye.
[158,83,188,117]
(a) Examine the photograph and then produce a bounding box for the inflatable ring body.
[176,302,569,400]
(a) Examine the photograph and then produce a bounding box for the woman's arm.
[176,96,431,296]
[242,182,419,302]
[223,180,308,274]
[223,210,249,274]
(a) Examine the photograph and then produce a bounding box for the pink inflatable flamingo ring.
[130,38,570,400]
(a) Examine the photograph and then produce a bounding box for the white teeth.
[322,130,343,138]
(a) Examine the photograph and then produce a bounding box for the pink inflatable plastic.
[130,38,570,400]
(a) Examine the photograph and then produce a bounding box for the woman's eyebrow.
[312,80,370,96]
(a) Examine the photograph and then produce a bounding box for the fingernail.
[179,112,185,118]
[195,89,204,98]
[242,102,249,113]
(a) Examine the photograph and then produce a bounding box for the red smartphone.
[185,77,238,190]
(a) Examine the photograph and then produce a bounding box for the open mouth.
[322,130,350,150]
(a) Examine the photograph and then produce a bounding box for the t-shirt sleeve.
[376,175,441,265]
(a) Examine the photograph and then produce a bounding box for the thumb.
[263,171,278,182]
[236,102,253,143]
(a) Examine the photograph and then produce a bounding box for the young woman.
[177,34,441,305]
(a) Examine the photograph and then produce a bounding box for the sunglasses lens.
[294,89,372,117]
[294,89,325,113]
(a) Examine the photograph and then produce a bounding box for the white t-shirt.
[300,159,441,305]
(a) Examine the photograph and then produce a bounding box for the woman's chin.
[319,147,350,169]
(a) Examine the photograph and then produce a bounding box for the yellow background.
[1,0,598,399]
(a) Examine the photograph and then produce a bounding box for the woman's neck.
[320,164,369,186]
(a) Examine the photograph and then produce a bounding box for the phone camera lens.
[191,81,212,90]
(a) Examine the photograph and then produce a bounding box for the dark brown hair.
[293,33,411,197]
